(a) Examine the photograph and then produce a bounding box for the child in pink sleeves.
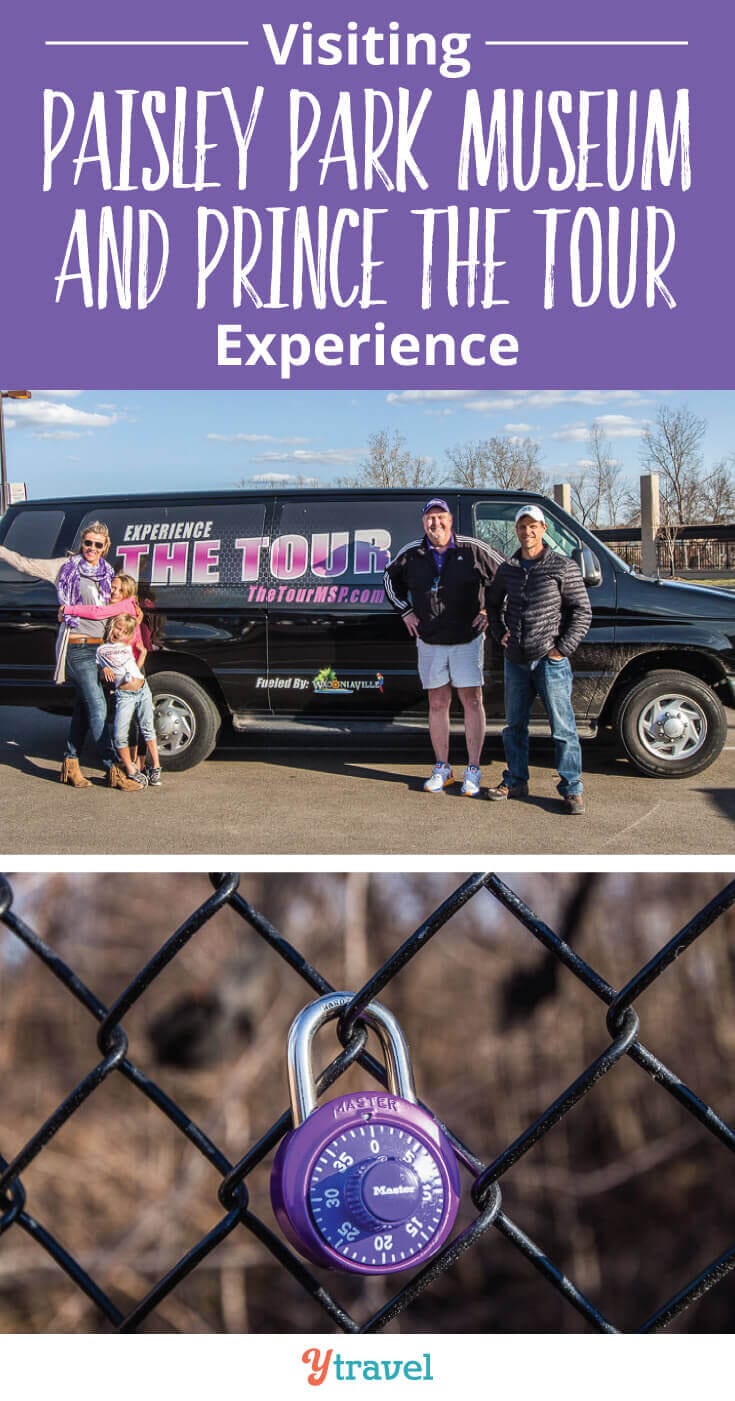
[61,572,158,781]
[97,613,162,789]
[60,572,145,661]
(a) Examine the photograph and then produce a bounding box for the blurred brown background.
[1,871,734,1334]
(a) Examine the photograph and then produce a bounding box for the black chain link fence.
[1,871,734,1334]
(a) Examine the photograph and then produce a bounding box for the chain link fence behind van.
[1,872,734,1334]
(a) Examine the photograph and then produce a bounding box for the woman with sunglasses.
[0,523,141,790]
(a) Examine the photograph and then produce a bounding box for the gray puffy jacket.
[486,545,592,664]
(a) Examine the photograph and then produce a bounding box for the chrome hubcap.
[637,693,707,762]
[153,694,196,756]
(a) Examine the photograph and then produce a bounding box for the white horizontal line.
[45,39,250,47]
[46,37,688,49]
[484,39,688,46]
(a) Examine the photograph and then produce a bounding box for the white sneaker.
[424,762,454,793]
[460,765,482,797]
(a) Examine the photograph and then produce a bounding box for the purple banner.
[0,0,730,387]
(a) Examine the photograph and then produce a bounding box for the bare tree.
[569,424,636,527]
[445,436,546,492]
[336,428,435,489]
[700,458,735,525]
[639,405,706,524]
[639,405,710,572]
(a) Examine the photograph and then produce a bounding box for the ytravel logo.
[301,1348,435,1386]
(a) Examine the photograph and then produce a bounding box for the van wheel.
[148,672,221,770]
[615,669,727,777]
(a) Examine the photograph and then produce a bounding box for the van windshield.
[0,510,64,568]
[472,500,632,573]
[473,501,579,559]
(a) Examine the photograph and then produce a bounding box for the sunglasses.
[82,539,105,550]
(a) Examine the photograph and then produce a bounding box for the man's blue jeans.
[501,655,583,796]
[64,643,116,769]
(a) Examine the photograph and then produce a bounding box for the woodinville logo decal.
[254,671,384,693]
[313,667,384,695]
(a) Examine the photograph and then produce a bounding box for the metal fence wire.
[1,871,735,1335]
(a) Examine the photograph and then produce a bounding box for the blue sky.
[2,388,733,501]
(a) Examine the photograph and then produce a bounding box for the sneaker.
[561,793,585,815]
[423,762,454,793]
[108,763,147,792]
[460,765,482,797]
[486,781,529,802]
[146,765,162,787]
[126,766,149,790]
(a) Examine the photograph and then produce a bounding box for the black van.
[0,488,733,778]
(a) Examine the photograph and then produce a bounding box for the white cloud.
[464,390,652,415]
[503,422,534,433]
[594,414,650,437]
[250,448,363,467]
[555,426,596,443]
[463,398,523,413]
[387,389,653,412]
[551,414,649,443]
[208,432,309,445]
[3,397,116,432]
[538,391,649,408]
[387,390,479,404]
[551,424,595,443]
[34,390,84,399]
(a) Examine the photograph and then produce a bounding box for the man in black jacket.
[486,505,592,814]
[384,498,503,795]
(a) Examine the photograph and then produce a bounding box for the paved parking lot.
[1,706,734,859]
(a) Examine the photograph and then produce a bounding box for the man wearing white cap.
[486,505,592,813]
[384,497,503,795]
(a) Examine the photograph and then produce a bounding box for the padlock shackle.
[286,992,418,1127]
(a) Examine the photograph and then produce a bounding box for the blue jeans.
[114,683,156,750]
[502,656,583,796]
[64,643,116,770]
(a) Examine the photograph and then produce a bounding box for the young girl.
[61,572,145,661]
[96,613,162,790]
[62,572,154,775]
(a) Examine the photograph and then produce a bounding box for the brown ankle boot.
[107,763,146,792]
[60,757,92,788]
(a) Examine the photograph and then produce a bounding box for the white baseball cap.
[514,505,546,524]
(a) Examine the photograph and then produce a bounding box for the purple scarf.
[57,554,113,626]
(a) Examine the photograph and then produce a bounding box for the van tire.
[615,669,727,777]
[148,672,221,770]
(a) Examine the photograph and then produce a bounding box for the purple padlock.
[270,992,461,1274]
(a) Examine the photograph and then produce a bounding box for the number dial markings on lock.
[308,1124,445,1267]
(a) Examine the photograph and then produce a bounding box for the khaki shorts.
[417,635,485,690]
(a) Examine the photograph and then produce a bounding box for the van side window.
[82,503,268,606]
[0,511,65,575]
[273,497,422,606]
[473,502,579,559]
